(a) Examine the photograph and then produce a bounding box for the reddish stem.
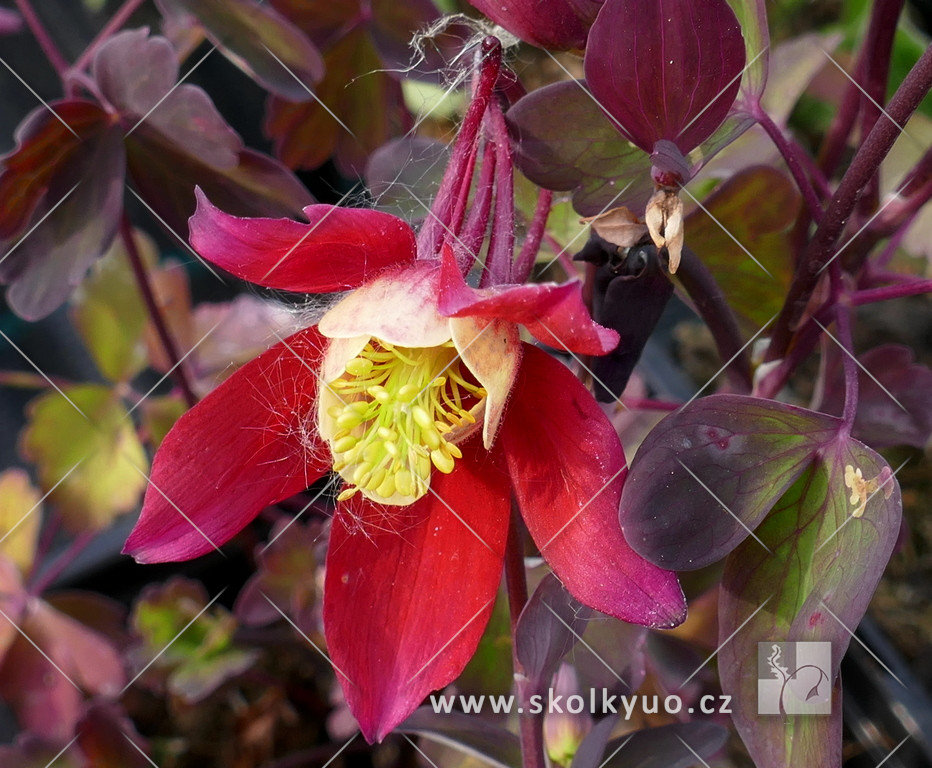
[71,0,146,74]
[482,102,516,287]
[829,264,858,430]
[513,189,554,284]
[753,105,825,223]
[416,37,502,260]
[120,214,198,409]
[13,0,70,76]
[29,531,95,596]
[504,505,546,768]
[766,43,932,363]
[852,278,932,305]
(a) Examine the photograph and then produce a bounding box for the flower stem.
[71,0,146,74]
[818,0,904,179]
[504,504,546,768]
[852,278,932,305]
[28,530,95,596]
[513,189,554,284]
[766,42,932,363]
[13,0,70,77]
[119,214,199,409]
[416,36,502,261]
[829,264,858,430]
[753,106,825,223]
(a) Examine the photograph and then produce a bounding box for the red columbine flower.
[124,38,684,743]
[123,193,685,739]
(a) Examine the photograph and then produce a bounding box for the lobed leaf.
[515,572,591,693]
[156,0,324,101]
[718,439,901,768]
[71,230,155,383]
[620,395,839,570]
[507,80,654,217]
[0,469,42,574]
[20,385,149,533]
[681,166,797,329]
[0,105,124,320]
[94,29,242,170]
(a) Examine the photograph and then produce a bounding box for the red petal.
[324,442,510,742]
[438,249,618,356]
[189,188,416,292]
[123,327,330,563]
[502,346,686,627]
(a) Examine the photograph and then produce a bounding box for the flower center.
[324,339,487,505]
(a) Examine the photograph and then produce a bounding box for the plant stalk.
[119,214,198,409]
[504,504,546,768]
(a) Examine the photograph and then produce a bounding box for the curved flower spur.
[123,38,686,742]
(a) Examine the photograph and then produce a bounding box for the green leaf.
[71,230,156,383]
[683,166,798,329]
[0,468,42,574]
[621,395,839,570]
[132,577,256,702]
[21,385,149,532]
[718,438,901,768]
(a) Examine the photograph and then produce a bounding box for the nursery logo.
[757,642,832,715]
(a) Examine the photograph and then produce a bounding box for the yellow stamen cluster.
[325,339,487,504]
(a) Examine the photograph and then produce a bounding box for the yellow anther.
[352,462,373,486]
[336,411,363,430]
[323,338,487,503]
[421,427,441,450]
[411,405,432,430]
[431,449,455,474]
[336,486,358,502]
[397,383,419,403]
[395,469,413,497]
[345,357,374,376]
[446,443,463,459]
[376,475,396,498]
[332,435,358,453]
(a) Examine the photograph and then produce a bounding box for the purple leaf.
[570,714,618,768]
[125,142,313,237]
[820,344,932,449]
[515,573,591,693]
[93,28,242,170]
[584,0,746,154]
[264,27,406,174]
[399,708,522,768]
[0,110,125,320]
[620,395,839,570]
[601,722,729,767]
[467,0,602,51]
[574,614,647,696]
[507,80,655,216]
[76,701,153,768]
[155,0,324,101]
[718,438,901,768]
